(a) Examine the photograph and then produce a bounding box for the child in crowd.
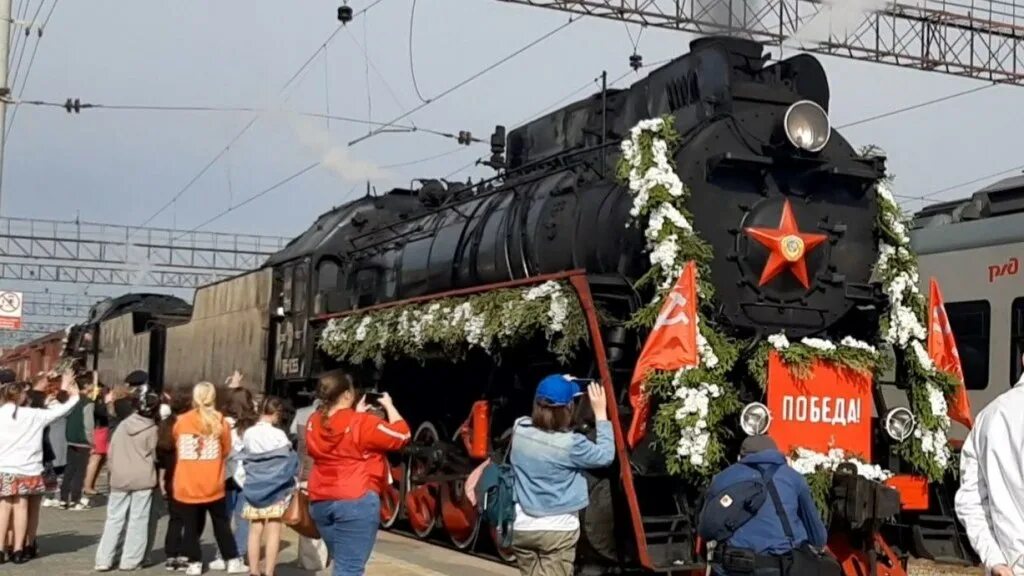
[241,397,297,576]
[172,382,246,576]
[61,373,96,510]
[218,388,257,570]
[158,386,197,572]
[95,393,161,571]
[84,379,110,498]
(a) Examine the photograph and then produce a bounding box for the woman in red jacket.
[306,370,410,576]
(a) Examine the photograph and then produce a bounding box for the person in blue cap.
[507,374,615,576]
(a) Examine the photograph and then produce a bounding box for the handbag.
[283,488,320,539]
[764,472,842,576]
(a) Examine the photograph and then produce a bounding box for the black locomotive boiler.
[60,36,907,573]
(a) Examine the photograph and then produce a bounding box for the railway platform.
[5,502,981,575]
[9,504,517,576]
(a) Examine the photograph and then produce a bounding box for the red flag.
[627,261,699,448]
[928,278,974,429]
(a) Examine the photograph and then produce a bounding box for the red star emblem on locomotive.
[744,200,827,289]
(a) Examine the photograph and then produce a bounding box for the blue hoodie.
[705,449,828,555]
[241,445,298,509]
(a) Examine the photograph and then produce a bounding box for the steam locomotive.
[5,36,961,573]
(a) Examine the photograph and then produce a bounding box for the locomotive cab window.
[1011,298,1024,385]
[945,300,990,391]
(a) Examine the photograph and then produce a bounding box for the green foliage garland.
[618,117,740,476]
[318,280,588,367]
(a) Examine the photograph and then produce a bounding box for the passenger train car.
[912,177,1024,434]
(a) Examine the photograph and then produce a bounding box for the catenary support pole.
[0,0,11,216]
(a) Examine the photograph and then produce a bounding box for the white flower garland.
[875,182,952,473]
[767,333,878,356]
[674,380,723,467]
[319,280,585,364]
[621,117,737,474]
[622,118,692,291]
[788,447,892,483]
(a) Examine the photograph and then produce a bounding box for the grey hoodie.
[108,413,158,492]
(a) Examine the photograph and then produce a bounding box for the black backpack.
[697,464,771,543]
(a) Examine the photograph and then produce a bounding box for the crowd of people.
[0,365,420,576]
[0,362,843,576]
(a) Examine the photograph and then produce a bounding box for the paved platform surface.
[5,501,982,575]
[7,504,517,576]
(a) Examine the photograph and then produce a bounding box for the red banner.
[627,262,699,448]
[927,278,974,429]
[766,352,873,459]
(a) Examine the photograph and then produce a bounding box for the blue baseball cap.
[535,374,584,406]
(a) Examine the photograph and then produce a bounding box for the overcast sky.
[3,0,1023,317]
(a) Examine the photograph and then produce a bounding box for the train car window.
[293,262,308,313]
[946,300,990,390]
[1011,298,1024,384]
[315,260,341,315]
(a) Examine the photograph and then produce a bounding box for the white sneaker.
[95,565,113,572]
[184,563,203,576]
[208,557,225,571]
[42,497,60,508]
[225,559,248,574]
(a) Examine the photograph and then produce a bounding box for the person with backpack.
[699,435,829,576]
[471,375,614,576]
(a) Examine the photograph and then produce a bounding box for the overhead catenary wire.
[174,161,321,237]
[362,10,372,132]
[893,162,1024,205]
[134,0,388,232]
[443,58,669,180]
[6,0,58,139]
[379,146,470,170]
[344,26,416,128]
[408,0,428,104]
[8,0,44,90]
[836,83,996,129]
[7,0,31,81]
[10,99,482,144]
[349,15,579,146]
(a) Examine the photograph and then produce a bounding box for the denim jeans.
[225,482,248,558]
[311,493,380,576]
[95,489,153,569]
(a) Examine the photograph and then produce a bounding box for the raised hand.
[226,370,243,389]
[587,382,608,421]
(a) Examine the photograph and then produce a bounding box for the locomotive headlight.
[884,407,916,442]
[784,100,830,153]
[740,402,771,436]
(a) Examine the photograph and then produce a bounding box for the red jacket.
[306,408,411,502]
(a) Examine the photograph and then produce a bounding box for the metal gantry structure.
[499,0,1024,84]
[21,291,104,318]
[0,217,291,345]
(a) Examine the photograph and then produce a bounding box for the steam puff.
[284,111,391,182]
[792,0,890,45]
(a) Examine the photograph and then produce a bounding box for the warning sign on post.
[0,291,23,330]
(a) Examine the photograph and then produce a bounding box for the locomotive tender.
[5,36,965,573]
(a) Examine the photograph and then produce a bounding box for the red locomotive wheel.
[379,461,405,529]
[440,479,480,550]
[405,421,440,538]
